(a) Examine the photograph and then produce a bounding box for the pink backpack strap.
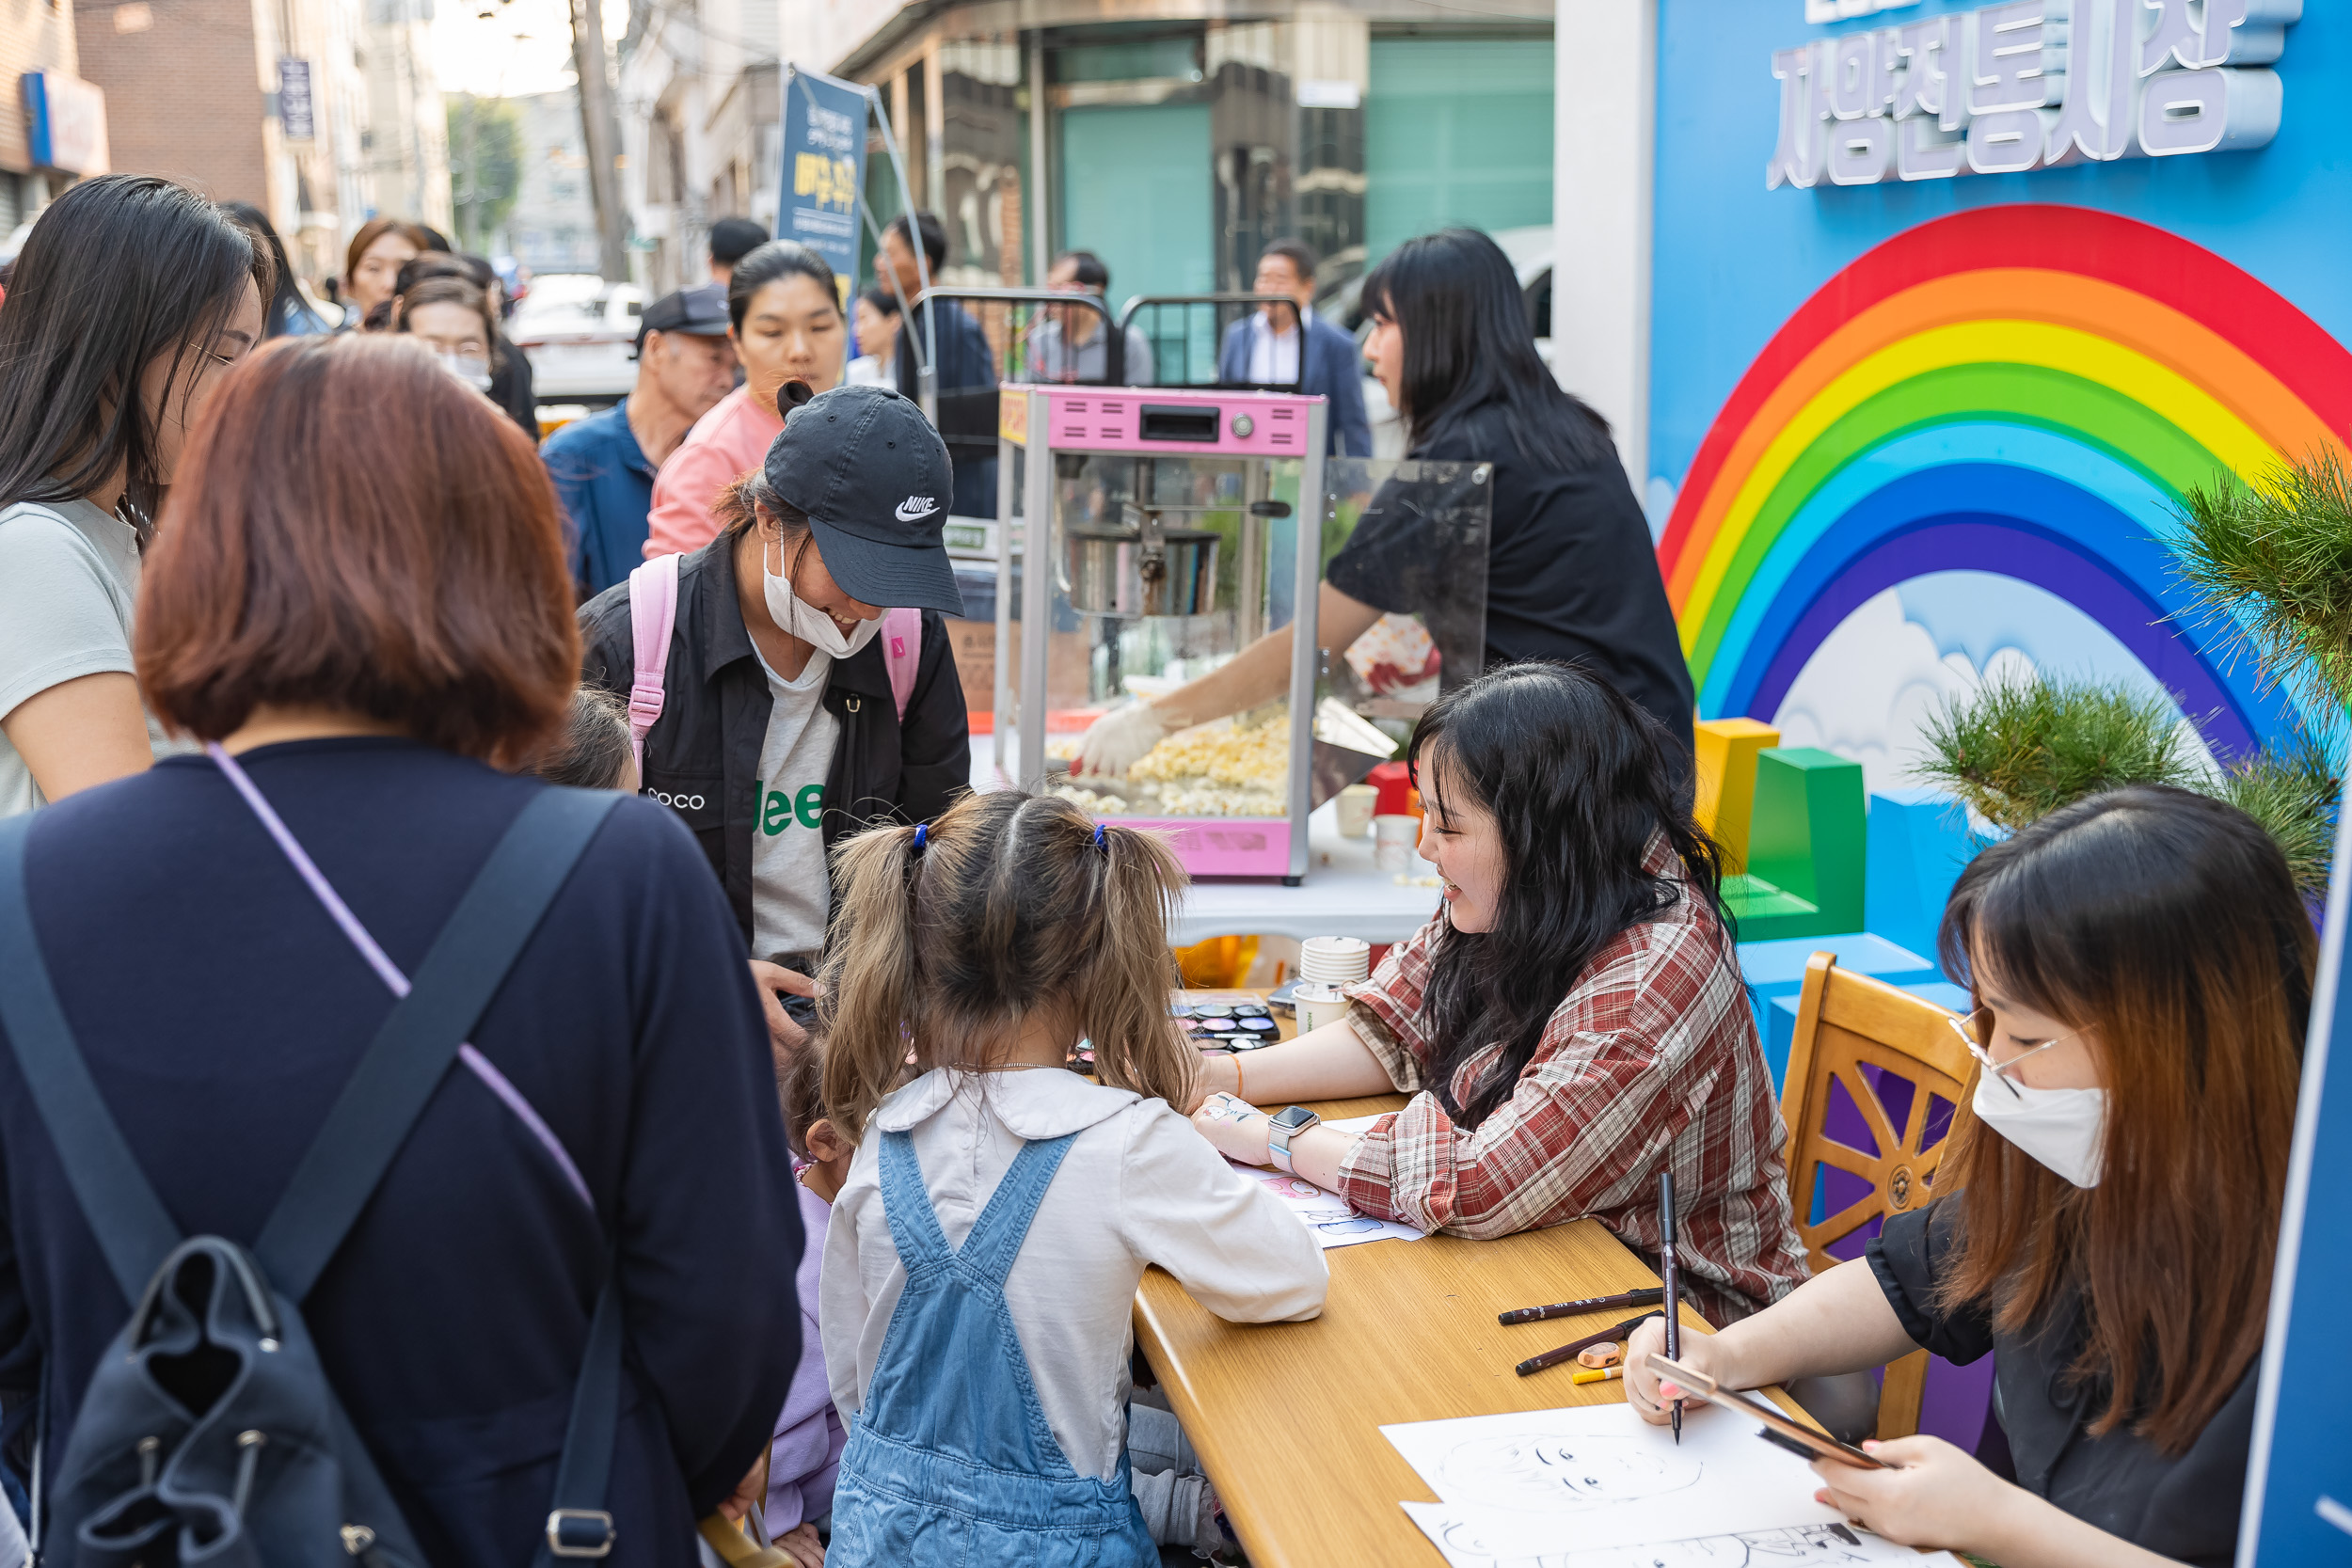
[882,607,922,721]
[626,553,681,772]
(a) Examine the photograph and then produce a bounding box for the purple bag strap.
[626,552,680,773]
[208,743,594,1210]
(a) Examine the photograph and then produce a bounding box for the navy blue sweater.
[0,738,802,1564]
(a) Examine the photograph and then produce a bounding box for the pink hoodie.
[642,386,786,560]
[766,1179,844,1530]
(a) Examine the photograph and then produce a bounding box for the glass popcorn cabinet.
[991,384,1491,883]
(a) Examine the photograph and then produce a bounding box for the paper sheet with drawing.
[1381,1402,1959,1562]
[1229,1159,1424,1248]
[1394,1510,1967,1568]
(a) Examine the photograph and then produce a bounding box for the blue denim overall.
[828,1129,1159,1567]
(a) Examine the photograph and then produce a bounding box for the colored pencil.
[1660,1170,1682,1445]
[1513,1313,1658,1378]
[1496,1286,1665,1326]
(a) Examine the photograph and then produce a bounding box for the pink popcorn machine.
[992,384,1332,882]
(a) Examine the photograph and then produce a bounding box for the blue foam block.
[1864,790,1980,968]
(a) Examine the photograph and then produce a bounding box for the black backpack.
[0,790,626,1567]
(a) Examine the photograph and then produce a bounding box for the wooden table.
[1134,1047,1807,1567]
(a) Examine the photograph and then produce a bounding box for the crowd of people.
[0,171,2291,1568]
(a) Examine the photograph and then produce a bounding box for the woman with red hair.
[0,333,800,1564]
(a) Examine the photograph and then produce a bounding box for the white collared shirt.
[1247,304,1313,385]
[820,1067,1327,1479]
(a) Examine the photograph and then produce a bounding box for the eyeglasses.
[1946,1007,2080,1099]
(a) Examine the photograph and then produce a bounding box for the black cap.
[708,216,770,266]
[636,284,730,347]
[764,384,964,617]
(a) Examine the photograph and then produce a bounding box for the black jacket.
[579,531,971,949]
[0,740,801,1565]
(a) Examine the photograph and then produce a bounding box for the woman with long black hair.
[1186,662,1804,1323]
[1073,227,1692,777]
[0,174,267,815]
[224,200,332,337]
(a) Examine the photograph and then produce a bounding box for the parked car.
[510,274,644,404]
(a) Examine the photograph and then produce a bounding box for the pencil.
[1496,1286,1665,1326]
[1660,1170,1682,1445]
[1572,1366,1625,1386]
[1513,1313,1658,1378]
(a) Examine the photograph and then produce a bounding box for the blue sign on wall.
[2241,798,2352,1563]
[780,65,868,308]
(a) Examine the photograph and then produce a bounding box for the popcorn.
[1057,708,1291,818]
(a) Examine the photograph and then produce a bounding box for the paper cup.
[1300,936,1371,986]
[1295,982,1353,1034]
[1373,814,1417,873]
[1335,784,1378,838]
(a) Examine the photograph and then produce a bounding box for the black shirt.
[0,740,802,1564]
[577,531,973,950]
[1327,402,1694,750]
[1869,1198,2255,1567]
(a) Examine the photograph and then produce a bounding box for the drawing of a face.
[1438,1433,1702,1512]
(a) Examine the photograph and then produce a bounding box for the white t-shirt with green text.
[748,641,840,963]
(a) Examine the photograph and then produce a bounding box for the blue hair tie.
[914,823,930,850]
[1091,821,1107,851]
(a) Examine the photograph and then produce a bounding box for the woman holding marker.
[1627,784,2307,1568]
[1184,662,1805,1325]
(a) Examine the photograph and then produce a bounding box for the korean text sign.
[780,65,867,302]
[1769,0,2298,188]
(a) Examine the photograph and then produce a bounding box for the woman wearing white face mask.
[1626,784,2309,1568]
[580,381,971,1057]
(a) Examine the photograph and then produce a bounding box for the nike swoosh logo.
[895,497,940,522]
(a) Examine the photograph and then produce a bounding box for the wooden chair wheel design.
[1780,952,1981,1440]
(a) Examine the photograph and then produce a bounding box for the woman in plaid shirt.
[1188,663,1807,1323]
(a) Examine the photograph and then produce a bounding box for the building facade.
[804,0,1550,315]
[0,0,104,239]
[619,0,779,294]
[500,87,599,273]
[359,0,451,237]
[74,0,446,285]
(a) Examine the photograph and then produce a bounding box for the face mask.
[438,351,491,392]
[1970,1069,2108,1188]
[764,540,880,658]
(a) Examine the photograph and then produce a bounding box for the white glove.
[1072,702,1167,778]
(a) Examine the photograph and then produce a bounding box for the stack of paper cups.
[1300,936,1371,989]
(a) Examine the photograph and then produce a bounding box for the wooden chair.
[1780,951,1980,1439]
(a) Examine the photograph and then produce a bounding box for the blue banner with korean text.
[779,65,867,309]
[2243,782,2352,1564]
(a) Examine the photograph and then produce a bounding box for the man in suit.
[1216,238,1373,457]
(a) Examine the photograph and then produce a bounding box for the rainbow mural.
[1655,204,2352,761]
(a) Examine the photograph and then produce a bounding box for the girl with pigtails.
[814,790,1328,1566]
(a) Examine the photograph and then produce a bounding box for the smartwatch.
[1267,1104,1322,1174]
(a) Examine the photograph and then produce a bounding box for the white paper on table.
[1227,1158,1425,1248]
[1381,1401,1852,1553]
[1323,1113,1391,1135]
[1396,1504,1967,1568]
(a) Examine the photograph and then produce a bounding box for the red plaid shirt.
[1334,837,1808,1323]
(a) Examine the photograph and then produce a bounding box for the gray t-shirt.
[0,498,185,817]
[748,640,841,963]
